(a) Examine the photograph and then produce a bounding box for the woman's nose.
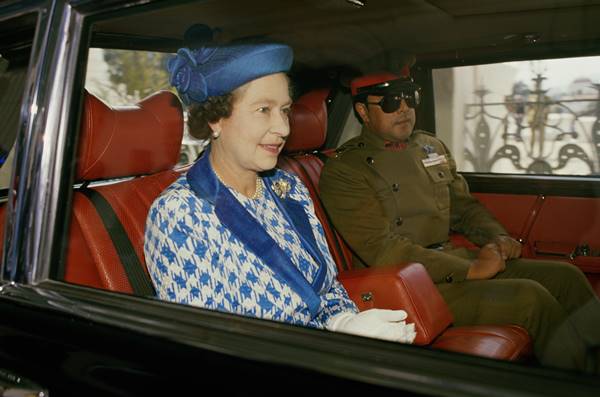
[272,111,291,137]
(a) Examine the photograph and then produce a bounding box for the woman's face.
[211,73,292,174]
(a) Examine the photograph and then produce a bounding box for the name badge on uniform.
[421,153,447,167]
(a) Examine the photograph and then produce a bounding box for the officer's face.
[360,95,416,142]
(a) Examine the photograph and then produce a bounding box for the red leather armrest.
[338,263,454,345]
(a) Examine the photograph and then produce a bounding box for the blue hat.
[167,43,293,105]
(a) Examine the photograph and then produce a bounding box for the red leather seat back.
[76,91,183,181]
[65,170,180,292]
[284,88,328,154]
[64,91,183,292]
[280,89,356,272]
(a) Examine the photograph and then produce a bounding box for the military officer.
[319,70,600,373]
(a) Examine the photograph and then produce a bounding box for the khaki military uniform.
[320,128,600,373]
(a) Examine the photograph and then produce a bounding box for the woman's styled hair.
[186,93,234,140]
[186,74,293,140]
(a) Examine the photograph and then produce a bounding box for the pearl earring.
[212,130,220,139]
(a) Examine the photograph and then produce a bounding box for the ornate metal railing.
[463,74,600,175]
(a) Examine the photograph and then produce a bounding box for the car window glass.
[0,13,35,189]
[433,56,600,175]
[0,11,37,265]
[337,107,362,147]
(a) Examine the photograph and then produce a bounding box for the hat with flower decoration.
[167,43,293,105]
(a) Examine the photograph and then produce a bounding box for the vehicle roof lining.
[424,0,600,17]
[90,0,600,69]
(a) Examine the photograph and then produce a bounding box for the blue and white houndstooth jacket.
[144,150,358,328]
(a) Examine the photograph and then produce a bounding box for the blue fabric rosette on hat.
[167,43,293,105]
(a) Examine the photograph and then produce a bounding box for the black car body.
[1,1,600,395]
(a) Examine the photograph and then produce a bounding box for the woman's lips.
[259,143,282,154]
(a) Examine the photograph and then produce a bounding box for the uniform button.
[395,217,403,226]
[445,273,454,283]
[392,183,399,192]
[358,142,365,148]
[366,157,374,165]
[438,171,445,178]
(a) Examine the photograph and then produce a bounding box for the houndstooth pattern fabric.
[144,169,358,328]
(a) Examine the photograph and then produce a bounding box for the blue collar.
[187,146,301,204]
[186,146,327,318]
[185,145,224,204]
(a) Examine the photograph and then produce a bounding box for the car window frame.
[416,55,600,197]
[2,1,600,395]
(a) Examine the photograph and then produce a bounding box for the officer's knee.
[513,279,557,314]
[544,260,591,295]
[507,280,570,344]
[553,261,588,284]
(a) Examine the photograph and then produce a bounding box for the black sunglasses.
[366,90,421,113]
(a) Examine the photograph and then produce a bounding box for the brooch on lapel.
[272,179,291,199]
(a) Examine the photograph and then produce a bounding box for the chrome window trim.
[1,0,86,286]
[0,0,49,284]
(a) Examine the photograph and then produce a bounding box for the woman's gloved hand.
[326,309,416,343]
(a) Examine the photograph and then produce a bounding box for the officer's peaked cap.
[350,65,412,97]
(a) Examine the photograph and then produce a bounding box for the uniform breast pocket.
[424,163,453,184]
[424,163,453,210]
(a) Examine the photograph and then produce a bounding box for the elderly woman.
[144,42,415,343]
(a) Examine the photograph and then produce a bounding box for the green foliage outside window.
[99,49,172,104]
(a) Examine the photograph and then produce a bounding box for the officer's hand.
[467,243,506,280]
[493,235,522,260]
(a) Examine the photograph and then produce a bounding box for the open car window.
[66,0,600,373]
[2,1,600,395]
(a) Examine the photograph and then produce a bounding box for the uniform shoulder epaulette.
[412,130,443,145]
[333,139,364,158]
[413,129,436,138]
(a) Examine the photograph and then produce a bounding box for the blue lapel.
[186,148,323,318]
[263,173,327,293]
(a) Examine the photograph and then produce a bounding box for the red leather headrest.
[76,91,183,181]
[284,89,329,153]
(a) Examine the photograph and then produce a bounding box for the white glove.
[326,309,416,343]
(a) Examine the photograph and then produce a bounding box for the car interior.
[1,0,599,382]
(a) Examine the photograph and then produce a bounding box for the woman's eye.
[257,106,270,113]
[282,107,291,115]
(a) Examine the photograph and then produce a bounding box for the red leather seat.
[430,325,532,360]
[0,87,532,360]
[64,91,184,293]
[281,89,532,360]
